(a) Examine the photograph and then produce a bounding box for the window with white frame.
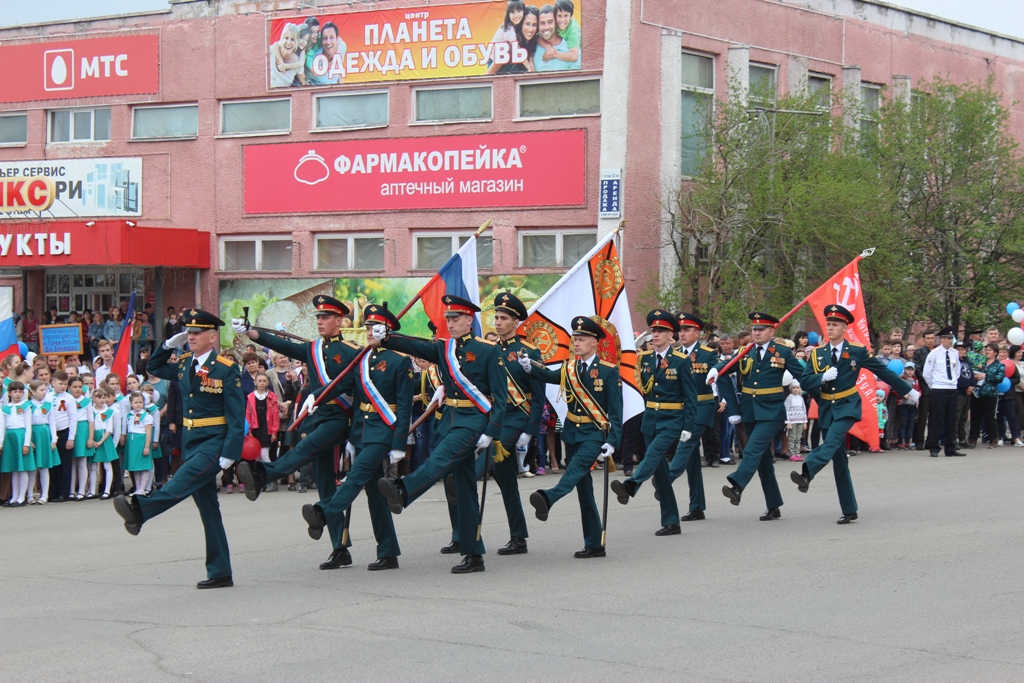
[414,86,492,123]
[314,235,385,271]
[860,83,881,140]
[220,237,293,272]
[518,78,600,118]
[519,230,597,268]
[220,99,291,136]
[49,108,110,143]
[808,74,832,111]
[748,64,777,107]
[132,104,199,140]
[314,92,388,130]
[413,232,493,270]
[681,51,714,177]
[0,113,28,145]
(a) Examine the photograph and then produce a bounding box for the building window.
[518,78,600,118]
[413,232,493,270]
[860,84,881,139]
[46,268,142,317]
[519,230,597,268]
[314,92,388,130]
[414,86,492,123]
[132,104,199,140]
[48,108,110,143]
[808,74,832,111]
[681,51,714,177]
[0,113,28,145]
[314,235,386,271]
[220,99,291,136]
[220,237,292,272]
[748,64,777,107]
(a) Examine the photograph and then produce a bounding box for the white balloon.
[782,370,793,386]
[1008,327,1024,346]
[1013,309,1024,323]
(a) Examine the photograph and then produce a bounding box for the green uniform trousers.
[317,443,400,559]
[449,428,529,544]
[625,430,681,526]
[728,420,784,510]
[668,423,708,512]
[802,416,858,515]
[539,441,603,551]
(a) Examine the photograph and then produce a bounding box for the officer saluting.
[610,310,697,537]
[233,295,361,571]
[521,316,623,558]
[302,305,411,570]
[791,305,918,523]
[113,309,245,589]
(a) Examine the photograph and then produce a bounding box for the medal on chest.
[375,359,387,372]
[507,351,518,363]
[590,367,599,379]
[465,352,476,363]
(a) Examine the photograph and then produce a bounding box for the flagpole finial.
[474,219,492,237]
[860,247,876,258]
[614,220,625,234]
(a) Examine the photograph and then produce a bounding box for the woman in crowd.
[971,343,1006,448]
[103,308,123,342]
[89,312,106,359]
[996,345,1022,447]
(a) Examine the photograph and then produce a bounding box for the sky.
[2,0,1024,40]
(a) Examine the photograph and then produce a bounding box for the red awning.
[0,220,210,268]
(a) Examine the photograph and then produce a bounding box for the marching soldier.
[791,305,917,523]
[302,305,411,569]
[374,295,507,574]
[706,311,803,521]
[113,309,244,589]
[609,310,697,536]
[520,316,623,558]
[232,295,361,571]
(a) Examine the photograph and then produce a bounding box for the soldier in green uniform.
[609,310,696,536]
[113,309,244,589]
[375,295,507,574]
[302,305,411,569]
[521,316,623,558]
[666,312,728,521]
[233,295,361,570]
[791,304,918,523]
[707,312,803,521]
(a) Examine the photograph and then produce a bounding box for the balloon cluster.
[1006,302,1024,347]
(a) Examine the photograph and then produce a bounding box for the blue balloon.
[243,419,251,433]
[998,378,1011,393]
[1007,302,1020,315]
[887,358,905,376]
[807,331,819,345]
[16,342,27,357]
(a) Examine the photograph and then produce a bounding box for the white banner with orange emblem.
[522,228,643,426]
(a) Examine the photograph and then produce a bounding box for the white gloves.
[728,415,742,425]
[516,432,531,449]
[518,353,533,372]
[231,318,249,334]
[431,384,446,406]
[344,441,355,459]
[706,367,719,385]
[476,434,493,451]
[905,389,921,405]
[219,457,234,470]
[389,449,405,465]
[679,430,692,443]
[164,331,188,349]
[301,393,317,415]
[822,366,838,382]
[598,443,615,461]
[370,324,388,341]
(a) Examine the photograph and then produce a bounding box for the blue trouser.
[802,416,858,515]
[317,443,400,559]
[136,448,231,580]
[402,426,484,556]
[450,429,529,543]
[625,430,680,526]
[727,420,784,510]
[668,423,708,512]
[539,441,603,550]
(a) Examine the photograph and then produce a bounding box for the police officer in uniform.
[232,295,361,570]
[610,310,697,536]
[707,312,803,521]
[113,309,244,589]
[521,316,623,558]
[791,304,918,523]
[374,295,507,574]
[302,305,411,569]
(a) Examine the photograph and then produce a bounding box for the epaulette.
[343,339,361,348]
[849,341,865,347]
[672,350,689,359]
[701,344,714,353]
[178,352,193,360]
[599,360,617,369]
[391,350,408,358]
[638,349,653,356]
[215,354,236,367]
[518,339,537,350]
[475,336,496,345]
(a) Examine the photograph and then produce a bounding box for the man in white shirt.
[93,339,133,386]
[920,326,965,457]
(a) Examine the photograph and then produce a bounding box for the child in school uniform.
[1,381,35,507]
[245,372,280,466]
[70,377,93,500]
[28,380,59,505]
[124,391,154,497]
[144,395,162,492]
[89,389,121,500]
[103,373,128,495]
[50,370,77,502]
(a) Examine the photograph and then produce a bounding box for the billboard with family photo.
[266,0,583,87]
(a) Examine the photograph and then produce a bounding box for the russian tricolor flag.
[0,289,19,361]
[112,291,136,393]
[419,235,481,338]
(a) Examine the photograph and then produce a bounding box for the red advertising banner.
[0,34,160,104]
[243,130,587,214]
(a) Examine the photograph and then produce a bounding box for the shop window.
[860,83,882,140]
[220,237,292,272]
[518,78,600,118]
[132,104,199,139]
[220,99,291,136]
[314,235,385,271]
[681,51,714,177]
[749,64,777,108]
[519,230,596,267]
[413,233,493,270]
[48,108,110,143]
[314,92,388,130]
[808,74,832,111]
[0,113,28,145]
[413,86,492,123]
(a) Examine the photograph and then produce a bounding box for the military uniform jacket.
[532,356,623,446]
[255,330,360,416]
[718,343,804,423]
[147,343,245,460]
[679,344,722,428]
[801,342,911,428]
[383,333,507,439]
[636,348,697,437]
[349,348,414,451]
[496,336,545,438]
